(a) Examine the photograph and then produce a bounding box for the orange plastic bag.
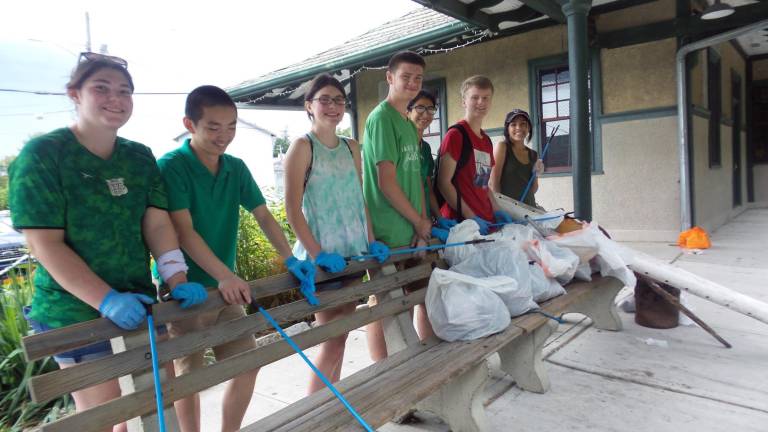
[677,226,711,249]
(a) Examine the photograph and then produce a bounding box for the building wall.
[601,38,677,114]
[688,42,749,231]
[752,59,768,204]
[352,7,752,240]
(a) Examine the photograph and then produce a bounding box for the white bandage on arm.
[156,249,188,282]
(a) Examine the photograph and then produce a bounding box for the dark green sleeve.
[9,141,65,229]
[146,150,168,210]
[238,161,266,211]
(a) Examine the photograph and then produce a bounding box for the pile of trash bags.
[427,219,636,342]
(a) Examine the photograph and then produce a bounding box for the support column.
[560,0,593,221]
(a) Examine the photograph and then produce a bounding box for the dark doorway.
[732,72,742,208]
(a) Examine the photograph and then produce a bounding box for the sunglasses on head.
[78,52,128,68]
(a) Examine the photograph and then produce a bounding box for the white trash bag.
[426,268,513,342]
[523,239,580,285]
[443,219,486,266]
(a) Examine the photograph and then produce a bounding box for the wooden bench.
[23,251,623,432]
[246,263,623,432]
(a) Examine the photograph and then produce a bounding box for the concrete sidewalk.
[203,208,768,431]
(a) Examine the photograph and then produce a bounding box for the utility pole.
[85,12,92,52]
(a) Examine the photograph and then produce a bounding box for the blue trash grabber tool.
[519,124,560,203]
[346,238,494,262]
[251,300,375,432]
[143,303,167,432]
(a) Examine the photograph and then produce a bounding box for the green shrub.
[0,266,72,431]
[235,198,304,309]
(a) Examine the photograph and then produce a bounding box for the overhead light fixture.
[701,0,735,20]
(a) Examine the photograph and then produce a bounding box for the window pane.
[557,69,570,83]
[542,72,556,86]
[557,83,570,100]
[542,85,556,103]
[542,123,571,170]
[558,101,570,117]
[423,135,441,157]
[542,102,557,119]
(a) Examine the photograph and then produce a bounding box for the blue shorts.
[23,306,166,365]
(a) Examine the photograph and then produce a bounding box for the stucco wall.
[594,0,675,33]
[690,50,705,107]
[690,115,748,231]
[535,115,680,240]
[601,38,677,114]
[754,165,768,203]
[717,43,746,123]
[753,59,768,81]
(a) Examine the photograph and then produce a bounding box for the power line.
[0,88,189,96]
[0,109,72,118]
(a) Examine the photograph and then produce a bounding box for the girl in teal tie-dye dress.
[284,74,389,395]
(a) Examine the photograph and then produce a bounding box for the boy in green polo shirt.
[158,85,313,432]
[362,51,434,361]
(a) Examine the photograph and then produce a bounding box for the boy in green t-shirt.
[362,51,434,361]
[158,85,313,432]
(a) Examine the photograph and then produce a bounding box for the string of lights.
[239,29,489,105]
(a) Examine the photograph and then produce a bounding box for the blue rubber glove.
[431,227,449,243]
[315,251,347,273]
[99,289,155,330]
[435,217,458,230]
[171,282,208,309]
[494,210,514,224]
[368,241,390,263]
[472,217,491,235]
[285,256,314,281]
[300,278,319,306]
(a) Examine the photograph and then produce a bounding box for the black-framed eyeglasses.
[312,96,348,106]
[412,105,437,115]
[79,52,128,68]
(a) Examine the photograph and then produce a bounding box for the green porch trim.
[227,22,473,99]
[599,106,677,123]
[526,49,603,176]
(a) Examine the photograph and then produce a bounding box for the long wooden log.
[29,263,434,403]
[37,286,430,432]
[22,251,425,361]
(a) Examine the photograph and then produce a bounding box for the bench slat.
[243,338,442,432]
[22,253,424,361]
[37,282,430,431]
[29,263,434,403]
[265,276,620,432]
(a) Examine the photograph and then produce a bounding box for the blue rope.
[522,308,565,324]
[255,304,375,432]
[145,309,167,432]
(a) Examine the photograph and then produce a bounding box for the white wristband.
[156,249,188,282]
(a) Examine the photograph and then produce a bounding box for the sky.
[0,0,419,186]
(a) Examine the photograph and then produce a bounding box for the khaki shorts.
[167,304,257,375]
